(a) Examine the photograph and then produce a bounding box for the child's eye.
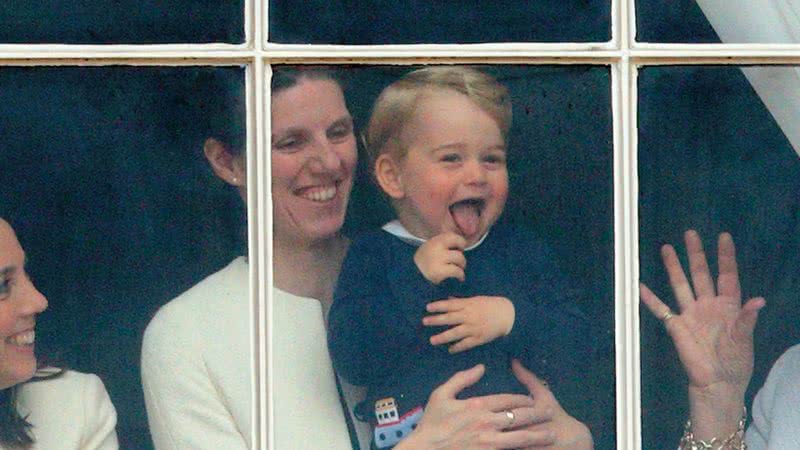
[440,153,461,163]
[483,152,507,165]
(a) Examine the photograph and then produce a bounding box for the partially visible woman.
[0,218,118,449]
[639,230,800,449]
[141,74,251,450]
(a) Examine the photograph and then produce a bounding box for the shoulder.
[482,223,551,253]
[144,257,248,344]
[763,344,800,386]
[748,344,800,447]
[19,369,109,406]
[18,370,118,449]
[482,223,557,267]
[346,229,398,254]
[340,230,403,272]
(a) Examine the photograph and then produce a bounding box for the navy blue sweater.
[329,224,589,427]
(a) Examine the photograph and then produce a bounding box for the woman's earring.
[232,176,239,184]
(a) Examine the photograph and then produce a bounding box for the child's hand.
[422,296,515,353]
[414,232,467,284]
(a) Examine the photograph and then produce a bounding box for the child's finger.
[438,232,468,251]
[430,324,469,345]
[426,298,464,313]
[448,336,481,354]
[440,264,465,282]
[422,311,464,327]
[446,250,467,270]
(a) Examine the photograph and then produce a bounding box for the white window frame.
[3,0,800,448]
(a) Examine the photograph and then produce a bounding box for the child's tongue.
[450,202,481,238]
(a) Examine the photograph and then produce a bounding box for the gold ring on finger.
[662,310,675,322]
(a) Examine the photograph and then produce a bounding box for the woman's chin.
[0,355,38,388]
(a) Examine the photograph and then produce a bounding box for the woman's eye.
[0,278,12,298]
[327,124,353,142]
[273,135,304,152]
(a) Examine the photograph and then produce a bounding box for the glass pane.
[0,66,246,449]
[639,66,800,449]
[637,0,800,43]
[269,1,610,44]
[270,64,615,449]
[0,1,244,44]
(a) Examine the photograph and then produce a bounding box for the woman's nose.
[308,139,343,172]
[20,278,48,315]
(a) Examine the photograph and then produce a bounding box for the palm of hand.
[671,294,752,389]
[640,231,764,395]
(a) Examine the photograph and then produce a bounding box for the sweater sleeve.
[746,344,800,450]
[80,374,119,450]
[141,304,249,450]
[329,235,395,386]
[501,230,589,361]
[330,233,448,387]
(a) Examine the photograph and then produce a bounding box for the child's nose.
[463,160,488,184]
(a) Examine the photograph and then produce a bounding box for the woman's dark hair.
[192,68,247,156]
[271,65,345,97]
[0,387,33,448]
[0,368,63,448]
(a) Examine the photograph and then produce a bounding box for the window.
[2,1,798,449]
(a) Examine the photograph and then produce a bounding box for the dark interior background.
[0,66,246,449]
[2,1,798,449]
[269,0,610,44]
[0,1,244,43]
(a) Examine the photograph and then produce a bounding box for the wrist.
[688,384,746,440]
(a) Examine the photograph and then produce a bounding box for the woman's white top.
[13,370,118,450]
[273,287,370,450]
[142,256,371,450]
[142,257,251,449]
[746,343,800,449]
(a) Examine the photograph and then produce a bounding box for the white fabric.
[142,257,252,450]
[273,287,371,450]
[381,219,488,251]
[13,370,118,450]
[746,343,800,449]
[696,0,800,158]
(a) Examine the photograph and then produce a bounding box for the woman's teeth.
[301,186,337,202]
[6,330,35,346]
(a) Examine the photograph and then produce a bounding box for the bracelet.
[678,408,747,450]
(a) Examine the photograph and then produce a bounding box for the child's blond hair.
[364,66,512,168]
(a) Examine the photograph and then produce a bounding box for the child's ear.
[374,154,406,199]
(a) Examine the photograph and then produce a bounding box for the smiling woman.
[0,219,118,449]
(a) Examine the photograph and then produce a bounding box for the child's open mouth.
[449,198,484,238]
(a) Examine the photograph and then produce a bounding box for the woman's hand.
[639,230,765,439]
[511,360,593,450]
[397,364,558,450]
[423,296,515,353]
